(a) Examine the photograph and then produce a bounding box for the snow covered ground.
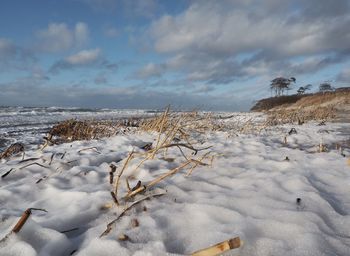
[1,113,350,256]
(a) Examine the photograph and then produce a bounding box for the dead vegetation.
[0,143,25,160]
[100,107,217,237]
[266,107,336,125]
[251,90,350,112]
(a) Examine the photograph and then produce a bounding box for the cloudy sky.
[1,0,349,110]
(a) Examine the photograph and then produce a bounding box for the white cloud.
[0,38,16,57]
[65,48,101,65]
[135,63,164,79]
[50,48,117,74]
[36,22,89,52]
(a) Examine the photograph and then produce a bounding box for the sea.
[0,106,158,151]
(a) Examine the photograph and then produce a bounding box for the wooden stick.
[191,237,242,256]
[12,208,47,233]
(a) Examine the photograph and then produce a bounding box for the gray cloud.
[36,22,89,53]
[0,38,36,72]
[134,62,165,79]
[0,77,249,111]
[337,68,350,83]
[94,73,108,84]
[138,0,350,85]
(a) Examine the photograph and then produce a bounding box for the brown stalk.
[124,161,192,199]
[12,208,47,233]
[191,237,242,256]
[114,151,134,204]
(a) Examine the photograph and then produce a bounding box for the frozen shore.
[1,112,350,256]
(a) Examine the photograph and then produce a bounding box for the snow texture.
[1,113,350,255]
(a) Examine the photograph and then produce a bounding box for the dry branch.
[100,192,165,237]
[19,162,49,170]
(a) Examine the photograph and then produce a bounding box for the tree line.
[270,77,334,97]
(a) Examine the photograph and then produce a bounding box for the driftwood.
[191,237,242,256]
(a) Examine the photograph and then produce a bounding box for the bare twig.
[60,227,79,234]
[19,162,49,170]
[100,192,165,237]
[114,151,134,204]
[1,168,14,179]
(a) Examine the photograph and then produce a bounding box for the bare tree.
[270,77,296,96]
[319,82,333,93]
[297,84,312,95]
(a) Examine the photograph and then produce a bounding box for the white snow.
[1,113,350,255]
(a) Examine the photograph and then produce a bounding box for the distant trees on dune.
[269,77,337,97]
[270,77,296,97]
[297,84,312,95]
[319,82,334,93]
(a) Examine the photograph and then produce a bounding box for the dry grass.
[47,119,119,143]
[266,107,336,125]
[251,90,350,112]
[103,108,217,207]
[293,91,350,108]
